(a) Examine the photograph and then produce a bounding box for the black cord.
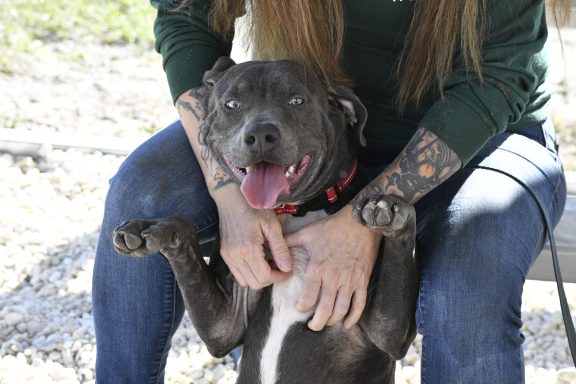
[472,164,576,366]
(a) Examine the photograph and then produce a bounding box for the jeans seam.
[417,279,427,384]
[150,265,179,384]
[421,334,427,384]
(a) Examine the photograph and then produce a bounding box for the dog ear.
[329,84,367,147]
[203,56,237,87]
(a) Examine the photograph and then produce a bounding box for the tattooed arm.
[380,127,461,202]
[176,88,237,193]
[351,127,461,214]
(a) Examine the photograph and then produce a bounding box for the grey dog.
[113,58,418,384]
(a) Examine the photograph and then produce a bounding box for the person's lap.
[92,120,566,383]
[410,123,566,383]
[92,121,219,383]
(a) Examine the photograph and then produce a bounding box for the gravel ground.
[1,24,576,384]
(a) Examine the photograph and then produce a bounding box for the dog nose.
[243,123,281,154]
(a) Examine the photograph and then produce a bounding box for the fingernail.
[279,261,291,272]
[308,321,322,332]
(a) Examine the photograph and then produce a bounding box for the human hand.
[285,205,382,331]
[216,187,293,290]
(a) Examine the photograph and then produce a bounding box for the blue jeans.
[92,120,566,383]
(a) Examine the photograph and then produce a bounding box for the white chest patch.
[259,211,327,384]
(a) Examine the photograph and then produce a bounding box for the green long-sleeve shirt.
[151,0,551,165]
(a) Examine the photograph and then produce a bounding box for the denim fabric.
[93,121,566,383]
[92,122,219,383]
[413,122,566,384]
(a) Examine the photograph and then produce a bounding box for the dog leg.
[113,217,246,357]
[355,194,418,360]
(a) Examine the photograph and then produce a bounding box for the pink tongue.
[240,163,289,209]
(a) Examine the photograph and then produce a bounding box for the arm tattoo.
[175,87,205,122]
[176,99,202,122]
[197,128,212,167]
[212,167,237,192]
[177,88,236,192]
[176,87,213,167]
[384,127,461,203]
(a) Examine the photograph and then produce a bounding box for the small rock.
[558,368,576,384]
[5,312,24,326]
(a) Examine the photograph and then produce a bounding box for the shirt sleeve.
[419,0,549,165]
[152,0,235,103]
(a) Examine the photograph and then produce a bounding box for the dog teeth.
[285,165,296,178]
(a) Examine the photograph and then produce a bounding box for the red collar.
[274,160,359,216]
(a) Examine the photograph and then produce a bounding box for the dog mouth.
[227,155,312,209]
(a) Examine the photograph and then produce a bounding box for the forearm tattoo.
[178,99,212,167]
[212,167,237,192]
[176,87,205,123]
[384,127,461,203]
[177,89,209,155]
[176,87,236,192]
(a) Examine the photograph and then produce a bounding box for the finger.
[245,246,274,284]
[241,258,268,290]
[296,266,321,313]
[266,269,292,284]
[326,286,353,326]
[243,252,292,289]
[220,248,250,287]
[228,264,248,287]
[308,281,339,332]
[344,288,368,329]
[221,248,261,290]
[265,228,293,272]
[233,260,288,289]
[284,230,304,248]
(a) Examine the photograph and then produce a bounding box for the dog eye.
[225,99,241,109]
[288,97,304,106]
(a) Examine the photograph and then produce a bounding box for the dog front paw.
[112,217,194,258]
[353,193,414,237]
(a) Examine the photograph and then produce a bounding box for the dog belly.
[258,282,394,384]
[259,272,312,384]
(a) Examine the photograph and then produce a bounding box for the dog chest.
[258,250,312,384]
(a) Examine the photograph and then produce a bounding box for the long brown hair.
[183,0,572,110]
[207,0,348,85]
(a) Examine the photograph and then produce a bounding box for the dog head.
[200,57,367,209]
